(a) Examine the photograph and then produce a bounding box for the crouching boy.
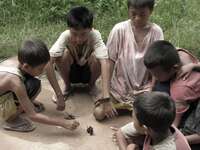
[0,39,79,132]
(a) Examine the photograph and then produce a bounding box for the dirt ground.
[0,58,132,150]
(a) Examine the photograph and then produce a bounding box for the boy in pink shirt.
[94,0,164,121]
[144,40,200,149]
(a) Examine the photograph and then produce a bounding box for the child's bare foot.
[62,120,80,130]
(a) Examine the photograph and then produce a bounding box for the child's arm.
[185,134,200,144]
[100,58,110,98]
[177,63,200,80]
[173,101,189,127]
[100,58,118,118]
[117,129,129,150]
[127,144,137,150]
[173,113,183,127]
[111,127,129,150]
[10,76,79,130]
[45,58,65,111]
[177,50,200,79]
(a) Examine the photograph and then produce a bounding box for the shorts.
[13,73,41,102]
[69,63,91,84]
[0,74,41,120]
[0,93,17,121]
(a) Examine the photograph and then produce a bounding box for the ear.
[173,64,181,71]
[142,125,149,135]
[21,63,30,70]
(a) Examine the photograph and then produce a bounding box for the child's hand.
[177,63,194,80]
[62,120,80,130]
[103,101,118,119]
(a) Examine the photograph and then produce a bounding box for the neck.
[131,21,150,30]
[17,65,31,77]
[150,129,172,145]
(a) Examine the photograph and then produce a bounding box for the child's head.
[18,39,50,76]
[66,6,93,45]
[144,40,181,82]
[133,92,175,134]
[127,0,154,28]
[67,6,93,30]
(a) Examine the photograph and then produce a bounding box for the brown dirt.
[0,62,132,150]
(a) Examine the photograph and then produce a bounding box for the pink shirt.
[107,20,163,103]
[171,49,200,114]
[143,126,191,150]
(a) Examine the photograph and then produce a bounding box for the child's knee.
[127,144,137,150]
[93,106,106,121]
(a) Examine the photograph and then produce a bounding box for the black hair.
[127,0,155,10]
[18,39,50,67]
[133,92,176,132]
[144,40,181,71]
[66,6,93,29]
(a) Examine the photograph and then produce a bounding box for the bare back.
[0,56,22,95]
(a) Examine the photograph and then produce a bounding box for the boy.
[0,39,79,132]
[112,92,191,150]
[46,6,114,118]
[95,0,163,120]
[144,40,200,149]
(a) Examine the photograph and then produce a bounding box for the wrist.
[56,92,63,97]
[101,97,110,102]
[94,97,110,107]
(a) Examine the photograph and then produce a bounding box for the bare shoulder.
[178,50,194,65]
[178,50,189,57]
[0,56,18,67]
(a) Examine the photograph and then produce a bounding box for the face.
[23,63,47,77]
[69,28,91,45]
[128,6,152,28]
[148,66,176,82]
[132,109,146,134]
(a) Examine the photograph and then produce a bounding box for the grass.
[0,0,200,59]
[0,23,66,59]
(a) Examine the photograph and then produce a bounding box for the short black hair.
[66,6,93,29]
[133,92,175,132]
[18,39,50,67]
[127,0,155,10]
[144,40,181,71]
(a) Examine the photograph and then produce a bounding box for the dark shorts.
[13,73,41,102]
[190,144,200,150]
[69,63,91,84]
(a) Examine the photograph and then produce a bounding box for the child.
[96,0,164,121]
[112,92,191,150]
[46,6,113,117]
[144,40,200,149]
[0,39,79,132]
